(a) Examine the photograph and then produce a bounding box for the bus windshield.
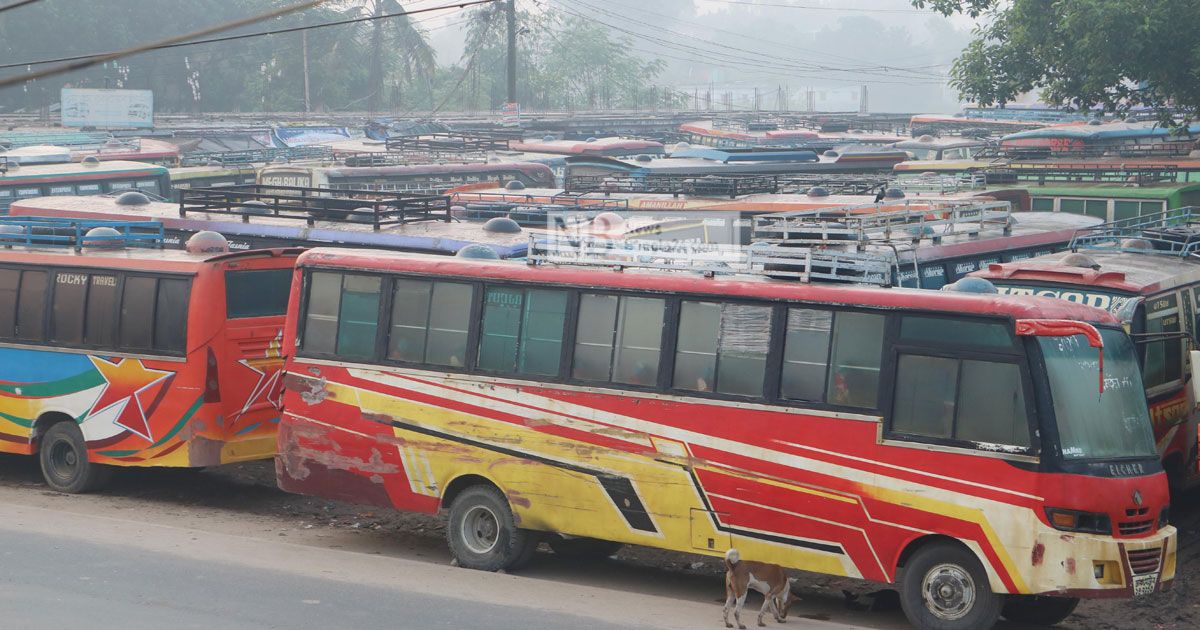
[1039,328,1157,461]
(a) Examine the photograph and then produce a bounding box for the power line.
[0,0,498,73]
[700,0,928,14]
[0,0,42,14]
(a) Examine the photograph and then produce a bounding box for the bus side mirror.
[1191,351,1200,405]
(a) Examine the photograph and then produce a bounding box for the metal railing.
[180,146,335,166]
[178,185,452,231]
[341,151,489,167]
[451,191,628,210]
[384,132,515,153]
[0,216,164,251]
[1070,206,1200,256]
[566,173,781,197]
[753,200,1014,247]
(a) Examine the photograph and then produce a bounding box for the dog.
[722,548,799,628]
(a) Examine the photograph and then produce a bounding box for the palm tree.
[335,0,437,112]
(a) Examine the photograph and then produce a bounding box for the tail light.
[204,347,221,403]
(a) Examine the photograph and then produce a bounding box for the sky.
[416,0,983,112]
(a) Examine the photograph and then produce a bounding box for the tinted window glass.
[226,269,292,318]
[155,278,190,352]
[1084,199,1108,220]
[673,301,719,392]
[478,287,524,372]
[302,272,341,355]
[573,294,617,381]
[892,355,958,438]
[119,276,156,350]
[387,280,472,367]
[0,269,18,337]
[85,274,118,346]
[781,308,831,401]
[1113,200,1140,221]
[901,316,1012,348]
[51,271,88,344]
[517,289,567,376]
[827,312,884,408]
[1060,199,1085,215]
[389,279,432,363]
[956,361,1030,447]
[335,275,381,360]
[1143,294,1182,388]
[17,270,47,341]
[1031,197,1054,212]
[612,297,664,386]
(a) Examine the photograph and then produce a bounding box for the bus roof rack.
[179,145,334,166]
[565,173,781,197]
[178,184,452,231]
[341,151,489,167]
[1070,206,1200,257]
[984,162,1182,185]
[383,132,515,154]
[752,200,1014,247]
[0,216,164,251]
[451,191,629,210]
[527,234,893,286]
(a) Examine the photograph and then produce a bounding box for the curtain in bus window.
[612,297,665,386]
[335,276,382,360]
[17,271,47,342]
[827,312,884,408]
[956,361,1030,447]
[892,355,958,439]
[0,269,18,337]
[781,308,832,401]
[517,290,567,376]
[478,287,524,372]
[51,271,88,345]
[302,272,342,355]
[673,301,720,392]
[389,280,433,363]
[119,277,156,350]
[573,294,618,381]
[84,274,118,346]
[715,304,771,397]
[155,279,190,353]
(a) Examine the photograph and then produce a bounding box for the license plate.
[1133,573,1158,597]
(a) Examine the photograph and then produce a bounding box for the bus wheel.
[547,536,622,560]
[38,422,111,494]
[900,541,1001,630]
[447,485,536,572]
[1001,595,1079,625]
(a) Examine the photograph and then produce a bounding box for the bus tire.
[447,484,536,572]
[38,421,111,494]
[1001,595,1079,625]
[899,541,1001,630]
[547,536,622,560]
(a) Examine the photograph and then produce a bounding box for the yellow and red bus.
[0,217,300,492]
[277,247,1177,629]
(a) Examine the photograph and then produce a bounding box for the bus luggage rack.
[528,235,893,286]
[892,172,989,194]
[341,151,488,167]
[384,132,514,154]
[452,191,628,210]
[0,131,115,149]
[0,216,164,251]
[975,142,1196,161]
[770,174,893,195]
[180,146,334,166]
[753,200,1014,246]
[179,185,452,230]
[565,173,780,197]
[985,162,1181,185]
[1070,206,1200,256]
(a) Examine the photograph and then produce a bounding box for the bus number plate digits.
[1133,573,1158,597]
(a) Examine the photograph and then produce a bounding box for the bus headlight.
[1045,507,1112,535]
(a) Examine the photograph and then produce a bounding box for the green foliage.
[913,0,1200,120]
[0,0,672,114]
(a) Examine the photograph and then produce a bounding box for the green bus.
[1022,182,1200,222]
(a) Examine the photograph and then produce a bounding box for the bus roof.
[0,244,300,272]
[976,250,1200,295]
[1019,182,1200,199]
[298,247,1121,325]
[0,160,168,181]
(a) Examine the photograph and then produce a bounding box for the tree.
[914,0,1200,120]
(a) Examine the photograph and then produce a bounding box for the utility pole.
[506,0,517,105]
[301,30,311,113]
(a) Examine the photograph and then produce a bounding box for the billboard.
[60,88,154,129]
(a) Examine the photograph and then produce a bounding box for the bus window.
[109,181,135,191]
[336,275,382,360]
[1140,201,1165,216]
[301,272,341,355]
[781,308,832,401]
[900,316,1012,347]
[48,185,74,196]
[85,274,118,346]
[1031,197,1054,212]
[827,312,884,408]
[155,279,190,352]
[136,180,161,194]
[76,183,102,195]
[387,279,472,367]
[673,301,771,396]
[478,287,568,376]
[226,269,293,319]
[1143,293,1183,389]
[15,270,47,341]
[0,269,17,336]
[51,271,88,344]
[1114,201,1140,221]
[573,294,664,386]
[891,355,1030,448]
[15,187,41,199]
[120,277,157,350]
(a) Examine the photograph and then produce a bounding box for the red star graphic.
[88,357,174,442]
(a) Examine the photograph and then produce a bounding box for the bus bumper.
[1027,525,1176,598]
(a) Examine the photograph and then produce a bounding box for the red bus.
[0,217,300,492]
[277,247,1177,629]
[975,208,1200,493]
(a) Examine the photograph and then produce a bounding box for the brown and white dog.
[722,548,799,628]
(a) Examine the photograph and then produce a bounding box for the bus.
[257,162,555,194]
[0,160,171,213]
[277,246,1176,630]
[974,208,1200,492]
[0,217,301,492]
[169,165,258,191]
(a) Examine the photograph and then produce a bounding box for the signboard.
[994,284,1136,316]
[60,89,154,129]
[501,102,520,126]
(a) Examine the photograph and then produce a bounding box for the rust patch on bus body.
[283,373,332,405]
[1031,543,1045,566]
[275,422,397,508]
[188,435,227,467]
[507,490,532,509]
[1064,557,1076,575]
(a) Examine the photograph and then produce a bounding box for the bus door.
[1137,291,1192,486]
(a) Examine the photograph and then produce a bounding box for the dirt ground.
[0,455,1193,629]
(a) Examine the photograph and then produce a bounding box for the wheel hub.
[923,563,976,621]
[461,505,500,555]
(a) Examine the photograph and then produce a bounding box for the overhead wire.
[0,0,41,14]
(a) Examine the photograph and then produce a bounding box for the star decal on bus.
[231,358,284,421]
[87,356,174,442]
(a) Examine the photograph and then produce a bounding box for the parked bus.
[0,160,171,213]
[0,217,300,492]
[169,165,258,191]
[975,208,1200,492]
[257,161,555,193]
[277,246,1176,630]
